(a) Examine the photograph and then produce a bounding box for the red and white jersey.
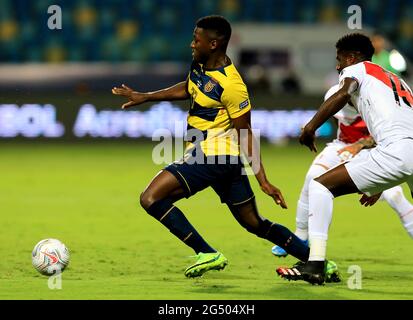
[325,84,370,144]
[338,61,413,146]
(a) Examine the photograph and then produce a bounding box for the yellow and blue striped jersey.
[186,59,251,156]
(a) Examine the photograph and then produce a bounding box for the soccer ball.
[32,239,70,276]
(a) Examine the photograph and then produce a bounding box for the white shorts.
[311,140,355,171]
[345,138,413,196]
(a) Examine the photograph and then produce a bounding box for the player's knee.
[143,197,174,220]
[307,165,327,182]
[139,191,155,211]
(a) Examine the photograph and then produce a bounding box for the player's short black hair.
[196,15,232,49]
[336,33,375,61]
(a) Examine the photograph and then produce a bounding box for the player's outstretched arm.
[300,77,358,152]
[232,112,288,209]
[112,81,190,109]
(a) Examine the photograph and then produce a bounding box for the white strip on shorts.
[345,138,413,196]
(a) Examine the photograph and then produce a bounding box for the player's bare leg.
[140,170,216,255]
[140,170,226,277]
[140,170,186,207]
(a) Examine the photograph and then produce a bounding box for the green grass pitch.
[1,142,412,300]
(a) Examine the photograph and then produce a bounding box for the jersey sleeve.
[221,80,251,119]
[324,84,340,101]
[338,62,365,92]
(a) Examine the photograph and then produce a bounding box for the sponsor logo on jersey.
[239,99,249,110]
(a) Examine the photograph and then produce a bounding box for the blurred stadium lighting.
[389,49,407,72]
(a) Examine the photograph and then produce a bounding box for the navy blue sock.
[265,222,309,262]
[146,198,216,254]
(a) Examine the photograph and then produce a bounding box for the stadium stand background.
[1,0,413,63]
[0,0,412,141]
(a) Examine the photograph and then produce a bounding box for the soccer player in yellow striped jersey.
[112,15,312,278]
[186,58,251,157]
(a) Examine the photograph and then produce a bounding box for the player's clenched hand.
[299,126,317,153]
[112,84,147,109]
[260,182,288,209]
[359,192,382,207]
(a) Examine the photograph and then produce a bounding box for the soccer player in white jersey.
[272,84,413,257]
[276,33,413,285]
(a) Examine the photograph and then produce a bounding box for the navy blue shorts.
[164,155,255,206]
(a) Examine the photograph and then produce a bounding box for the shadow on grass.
[185,276,347,300]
